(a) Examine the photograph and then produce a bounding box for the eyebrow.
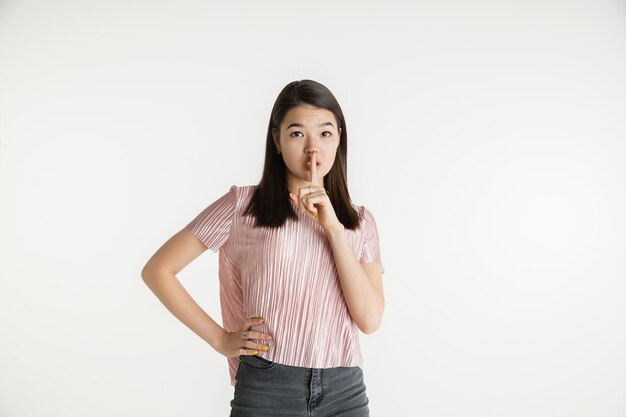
[286,122,335,129]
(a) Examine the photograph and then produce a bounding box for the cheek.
[281,150,301,169]
[327,144,339,161]
[324,148,339,172]
[281,140,303,155]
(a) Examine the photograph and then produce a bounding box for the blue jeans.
[230,355,370,417]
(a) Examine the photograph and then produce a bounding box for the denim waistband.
[230,354,370,417]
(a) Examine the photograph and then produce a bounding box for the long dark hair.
[244,79,360,229]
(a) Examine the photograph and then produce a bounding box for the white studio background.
[1,0,625,416]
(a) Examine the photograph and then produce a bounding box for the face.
[272,104,342,190]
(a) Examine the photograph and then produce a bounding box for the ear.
[272,127,280,151]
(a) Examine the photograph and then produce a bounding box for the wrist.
[207,326,227,350]
[324,222,345,237]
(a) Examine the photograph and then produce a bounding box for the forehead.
[281,104,337,128]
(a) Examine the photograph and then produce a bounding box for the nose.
[304,147,318,157]
[304,135,319,157]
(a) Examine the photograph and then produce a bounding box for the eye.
[290,131,303,138]
[321,131,332,138]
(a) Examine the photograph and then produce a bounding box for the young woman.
[142,79,384,417]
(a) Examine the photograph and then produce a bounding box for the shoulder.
[231,185,257,200]
[226,185,257,211]
[198,185,257,210]
[235,184,257,194]
[350,202,378,230]
[350,202,376,220]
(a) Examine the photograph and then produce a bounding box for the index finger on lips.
[310,152,320,186]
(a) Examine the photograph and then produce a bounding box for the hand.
[213,317,273,358]
[290,152,344,232]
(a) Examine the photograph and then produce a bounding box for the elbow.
[360,323,380,335]
[357,314,383,335]
[141,263,150,281]
[141,263,158,284]
[356,301,384,335]
[141,263,176,287]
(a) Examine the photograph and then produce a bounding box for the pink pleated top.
[185,185,383,386]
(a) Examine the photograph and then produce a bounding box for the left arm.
[324,224,384,334]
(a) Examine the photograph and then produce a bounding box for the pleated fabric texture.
[185,185,383,386]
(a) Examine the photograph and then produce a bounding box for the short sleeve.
[185,185,238,252]
[359,206,384,274]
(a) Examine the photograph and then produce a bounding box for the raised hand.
[213,317,273,358]
[290,152,344,232]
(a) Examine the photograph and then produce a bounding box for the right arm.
[141,228,271,357]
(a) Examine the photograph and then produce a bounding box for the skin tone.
[141,104,383,362]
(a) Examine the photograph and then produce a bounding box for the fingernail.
[261,345,269,351]
[251,350,259,355]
